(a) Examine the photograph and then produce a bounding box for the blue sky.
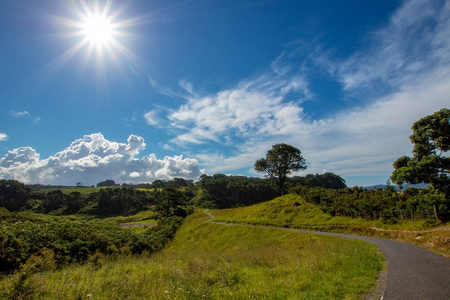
[1,0,449,187]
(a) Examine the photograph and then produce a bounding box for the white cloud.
[334,0,450,93]
[144,110,162,126]
[0,133,8,141]
[10,111,40,123]
[168,73,310,146]
[0,147,40,168]
[179,79,195,95]
[0,133,203,185]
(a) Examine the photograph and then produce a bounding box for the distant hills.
[363,183,428,190]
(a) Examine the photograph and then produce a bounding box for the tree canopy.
[255,143,307,195]
[391,108,450,196]
[96,179,117,188]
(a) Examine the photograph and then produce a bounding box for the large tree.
[391,108,450,195]
[255,143,307,195]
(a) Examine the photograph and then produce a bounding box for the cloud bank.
[0,133,203,185]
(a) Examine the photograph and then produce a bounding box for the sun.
[59,0,130,55]
[81,14,115,47]
[49,0,143,82]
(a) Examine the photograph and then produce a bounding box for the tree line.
[195,172,347,209]
[0,179,194,217]
[291,185,449,222]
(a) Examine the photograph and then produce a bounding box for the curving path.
[204,211,450,300]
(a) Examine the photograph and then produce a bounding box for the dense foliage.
[0,208,185,274]
[0,180,194,274]
[286,173,347,190]
[196,174,279,208]
[96,179,118,187]
[0,179,198,217]
[391,108,450,196]
[0,180,33,212]
[291,185,449,222]
[196,173,347,209]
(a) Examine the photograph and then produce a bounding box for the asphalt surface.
[204,211,450,300]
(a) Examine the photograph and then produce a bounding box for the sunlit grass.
[97,209,157,224]
[1,211,383,299]
[34,186,114,194]
[212,194,450,256]
[213,194,437,231]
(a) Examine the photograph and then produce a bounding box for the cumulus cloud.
[0,133,203,185]
[0,133,8,141]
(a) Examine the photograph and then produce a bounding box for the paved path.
[204,211,450,300]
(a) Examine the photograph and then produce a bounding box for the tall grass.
[1,211,383,299]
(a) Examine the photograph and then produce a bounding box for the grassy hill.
[213,194,450,256]
[213,194,380,230]
[1,211,383,299]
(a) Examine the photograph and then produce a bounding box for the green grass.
[213,194,436,231]
[97,209,158,233]
[98,209,158,225]
[212,194,450,256]
[34,186,112,194]
[1,211,383,299]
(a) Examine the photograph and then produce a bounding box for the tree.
[155,188,186,217]
[96,179,116,188]
[151,179,166,190]
[0,179,32,211]
[255,143,307,195]
[391,108,450,196]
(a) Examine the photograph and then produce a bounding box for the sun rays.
[40,0,142,83]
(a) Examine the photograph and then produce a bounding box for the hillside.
[1,211,383,299]
[213,194,450,256]
[213,194,375,230]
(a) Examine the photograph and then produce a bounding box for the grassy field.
[34,186,110,194]
[1,211,383,299]
[97,209,158,225]
[213,194,450,256]
[96,209,158,233]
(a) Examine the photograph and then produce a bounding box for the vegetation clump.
[391,108,450,196]
[291,185,450,222]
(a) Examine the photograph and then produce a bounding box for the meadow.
[0,211,383,299]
